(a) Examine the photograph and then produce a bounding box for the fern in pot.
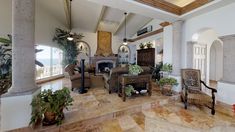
[30,87,73,127]
[158,77,178,96]
[129,64,143,75]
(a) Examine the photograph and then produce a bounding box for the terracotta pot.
[43,107,64,126]
[162,85,173,96]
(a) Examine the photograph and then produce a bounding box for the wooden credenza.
[137,48,155,67]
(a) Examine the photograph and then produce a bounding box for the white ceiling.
[37,0,158,37]
[37,0,67,26]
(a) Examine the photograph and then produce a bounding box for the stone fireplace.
[91,56,117,75]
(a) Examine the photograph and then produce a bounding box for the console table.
[118,74,152,102]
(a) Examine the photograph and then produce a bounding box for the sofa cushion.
[70,73,90,81]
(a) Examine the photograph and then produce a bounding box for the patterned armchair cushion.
[181,69,201,92]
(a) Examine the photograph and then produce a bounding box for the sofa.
[103,66,151,94]
[65,64,91,91]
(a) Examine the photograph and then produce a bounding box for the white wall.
[182,2,235,67]
[72,29,123,57]
[0,0,67,48]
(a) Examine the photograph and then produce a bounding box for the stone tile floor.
[11,76,235,132]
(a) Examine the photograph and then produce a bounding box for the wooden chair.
[181,69,217,115]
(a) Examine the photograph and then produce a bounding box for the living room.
[1,0,235,131]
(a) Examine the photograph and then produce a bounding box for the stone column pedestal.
[1,0,38,131]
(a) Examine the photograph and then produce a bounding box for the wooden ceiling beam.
[94,6,107,33]
[181,0,213,14]
[135,0,214,15]
[135,0,181,15]
[128,28,163,42]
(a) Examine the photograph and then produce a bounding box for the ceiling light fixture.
[123,12,128,45]
[67,0,74,41]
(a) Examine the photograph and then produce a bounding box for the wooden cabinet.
[137,48,155,67]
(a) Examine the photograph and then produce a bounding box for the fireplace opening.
[96,60,115,75]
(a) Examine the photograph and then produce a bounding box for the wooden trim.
[129,28,163,42]
[135,0,181,15]
[94,6,107,33]
[135,0,214,15]
[181,0,213,14]
[159,21,171,27]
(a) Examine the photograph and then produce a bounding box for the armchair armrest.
[70,74,82,81]
[200,80,217,93]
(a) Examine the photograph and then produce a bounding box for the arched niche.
[209,40,223,81]
[76,41,91,64]
[118,45,131,65]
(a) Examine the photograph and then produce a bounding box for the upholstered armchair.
[181,69,217,115]
[65,64,91,91]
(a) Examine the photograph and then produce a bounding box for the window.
[36,45,63,80]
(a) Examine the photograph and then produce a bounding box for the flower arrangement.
[129,64,143,75]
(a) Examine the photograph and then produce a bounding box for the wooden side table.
[118,74,152,102]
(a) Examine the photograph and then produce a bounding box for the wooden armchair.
[181,69,217,115]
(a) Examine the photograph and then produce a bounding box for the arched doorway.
[209,40,223,84]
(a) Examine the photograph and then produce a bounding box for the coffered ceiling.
[165,0,196,7]
[135,0,214,15]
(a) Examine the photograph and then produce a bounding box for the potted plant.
[125,85,135,97]
[129,64,143,75]
[160,63,172,77]
[158,77,178,96]
[30,87,73,127]
[146,42,153,48]
[139,43,145,49]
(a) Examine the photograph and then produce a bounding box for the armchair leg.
[211,92,216,115]
[184,98,188,109]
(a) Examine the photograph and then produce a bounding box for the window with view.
[36,45,63,80]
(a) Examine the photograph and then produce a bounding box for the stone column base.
[217,81,235,105]
[1,88,40,131]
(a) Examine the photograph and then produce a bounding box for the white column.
[1,0,39,131]
[172,20,183,76]
[9,0,37,94]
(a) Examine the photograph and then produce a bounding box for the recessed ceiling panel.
[164,0,196,7]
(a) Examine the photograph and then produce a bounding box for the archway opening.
[209,40,223,87]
